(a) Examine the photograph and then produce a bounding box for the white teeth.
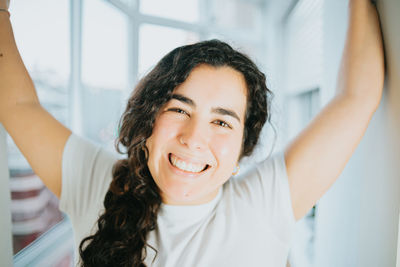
[170,154,206,173]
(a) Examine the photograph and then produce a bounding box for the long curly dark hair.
[79,39,274,266]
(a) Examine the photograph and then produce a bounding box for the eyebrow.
[171,93,241,123]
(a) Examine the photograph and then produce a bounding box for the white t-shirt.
[59,133,296,267]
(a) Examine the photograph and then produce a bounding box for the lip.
[166,153,210,178]
[169,152,209,166]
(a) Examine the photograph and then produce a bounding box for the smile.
[168,153,210,173]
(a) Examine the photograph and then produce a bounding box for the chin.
[161,188,206,205]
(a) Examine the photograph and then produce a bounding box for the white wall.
[314,0,400,266]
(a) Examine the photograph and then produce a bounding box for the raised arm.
[285,0,384,220]
[0,2,71,198]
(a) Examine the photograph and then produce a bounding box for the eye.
[168,108,189,116]
[213,120,232,129]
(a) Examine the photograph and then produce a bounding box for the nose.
[178,118,208,151]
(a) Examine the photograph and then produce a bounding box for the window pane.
[285,89,320,267]
[10,0,70,83]
[81,0,130,150]
[82,0,129,90]
[80,85,124,150]
[207,33,264,67]
[138,24,199,76]
[209,0,263,35]
[285,0,323,94]
[117,0,137,10]
[7,0,70,259]
[140,0,200,23]
[285,90,316,141]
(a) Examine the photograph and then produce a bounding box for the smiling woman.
[0,0,385,266]
[76,40,279,267]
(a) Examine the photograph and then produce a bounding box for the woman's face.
[146,64,247,205]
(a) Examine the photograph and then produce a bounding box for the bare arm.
[0,5,71,198]
[285,0,384,220]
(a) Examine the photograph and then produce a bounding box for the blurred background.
[0,0,400,266]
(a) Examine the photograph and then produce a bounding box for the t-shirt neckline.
[158,187,223,224]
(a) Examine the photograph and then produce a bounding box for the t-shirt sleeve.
[59,133,119,219]
[235,151,296,242]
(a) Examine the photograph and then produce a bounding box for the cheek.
[146,117,177,169]
[149,117,179,148]
[212,132,243,165]
[146,119,179,189]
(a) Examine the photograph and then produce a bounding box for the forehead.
[173,65,248,119]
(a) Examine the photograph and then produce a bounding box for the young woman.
[0,0,384,266]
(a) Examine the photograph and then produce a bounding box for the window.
[285,89,320,142]
[281,0,323,266]
[140,0,200,23]
[8,0,70,253]
[82,0,129,90]
[285,89,320,267]
[138,24,199,76]
[81,0,130,150]
[7,0,73,265]
[209,0,263,35]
